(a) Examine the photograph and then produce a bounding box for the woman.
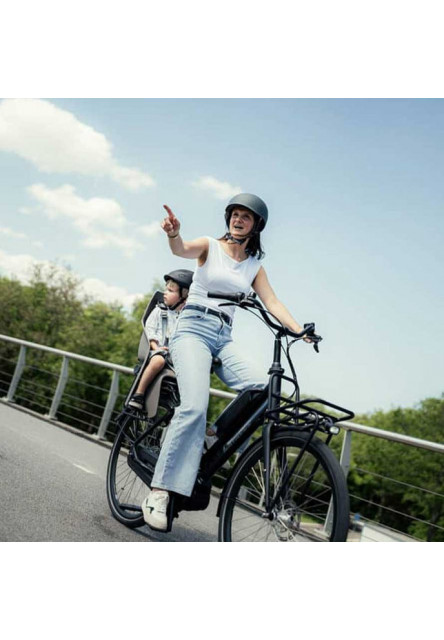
[142,193,310,531]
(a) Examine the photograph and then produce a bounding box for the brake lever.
[312,335,322,353]
[303,323,322,353]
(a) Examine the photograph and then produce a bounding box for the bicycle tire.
[218,429,350,542]
[106,409,168,528]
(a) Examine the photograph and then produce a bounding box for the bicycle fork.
[262,420,274,515]
[262,339,285,516]
[262,352,333,517]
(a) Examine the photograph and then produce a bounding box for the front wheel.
[218,429,350,542]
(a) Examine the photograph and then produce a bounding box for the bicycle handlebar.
[206,292,245,303]
[207,291,322,348]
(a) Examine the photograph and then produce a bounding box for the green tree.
[348,398,444,540]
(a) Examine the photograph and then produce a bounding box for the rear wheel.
[218,430,349,542]
[106,405,172,528]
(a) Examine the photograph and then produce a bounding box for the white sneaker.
[141,490,169,531]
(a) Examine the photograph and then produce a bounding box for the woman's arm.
[162,205,208,261]
[252,266,305,334]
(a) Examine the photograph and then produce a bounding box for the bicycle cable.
[240,303,300,401]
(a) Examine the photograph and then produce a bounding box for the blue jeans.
[151,307,266,496]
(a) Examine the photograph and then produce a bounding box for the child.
[128,269,193,410]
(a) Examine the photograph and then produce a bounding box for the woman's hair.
[219,212,265,259]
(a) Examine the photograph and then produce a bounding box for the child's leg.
[135,354,166,394]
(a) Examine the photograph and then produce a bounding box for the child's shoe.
[128,393,145,410]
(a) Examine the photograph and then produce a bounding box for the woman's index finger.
[163,204,175,219]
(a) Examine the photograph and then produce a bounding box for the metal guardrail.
[0,333,234,439]
[1,333,443,541]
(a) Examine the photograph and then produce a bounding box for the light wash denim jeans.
[151,307,266,496]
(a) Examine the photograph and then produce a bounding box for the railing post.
[47,357,70,420]
[5,345,27,402]
[97,370,120,440]
[339,429,353,477]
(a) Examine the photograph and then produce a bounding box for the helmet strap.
[167,298,184,311]
[167,287,188,311]
[224,232,251,245]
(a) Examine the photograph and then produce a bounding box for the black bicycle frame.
[262,330,285,511]
[200,328,309,514]
[199,387,269,479]
[124,293,354,520]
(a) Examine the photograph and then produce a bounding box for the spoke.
[226,437,338,542]
[232,497,265,517]
[235,520,269,542]
[251,461,265,497]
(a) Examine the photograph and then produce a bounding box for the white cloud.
[80,277,143,308]
[29,183,126,229]
[0,249,143,309]
[0,226,27,240]
[0,99,155,191]
[27,183,144,257]
[0,250,36,282]
[138,221,162,238]
[192,175,242,200]
[110,165,155,191]
[0,226,41,248]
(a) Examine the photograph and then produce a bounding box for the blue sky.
[0,98,443,415]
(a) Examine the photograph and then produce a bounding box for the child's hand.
[162,205,181,237]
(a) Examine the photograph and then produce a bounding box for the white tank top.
[186,236,262,320]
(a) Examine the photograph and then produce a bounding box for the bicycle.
[106,291,355,541]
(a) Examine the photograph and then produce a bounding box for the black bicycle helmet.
[225,193,268,232]
[163,269,194,310]
[163,269,194,291]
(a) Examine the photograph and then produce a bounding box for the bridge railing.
[1,333,443,542]
[0,334,234,441]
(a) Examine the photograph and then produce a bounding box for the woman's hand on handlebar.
[208,292,322,349]
[300,324,323,352]
[162,205,181,238]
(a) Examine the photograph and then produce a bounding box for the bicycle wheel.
[218,429,350,542]
[106,409,169,528]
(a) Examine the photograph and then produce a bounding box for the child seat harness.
[158,302,169,347]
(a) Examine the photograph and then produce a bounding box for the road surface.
[0,402,218,542]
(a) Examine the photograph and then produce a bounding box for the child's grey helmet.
[164,269,194,291]
[225,193,268,232]
[163,269,194,310]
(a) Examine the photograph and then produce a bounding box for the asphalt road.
[0,402,218,542]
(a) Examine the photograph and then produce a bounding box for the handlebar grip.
[207,292,245,303]
[285,323,314,339]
